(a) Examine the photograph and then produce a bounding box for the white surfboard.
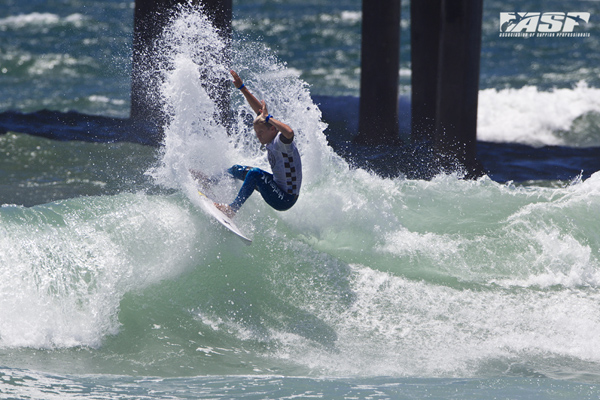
[198,190,252,245]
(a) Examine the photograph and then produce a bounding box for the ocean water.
[2,0,600,399]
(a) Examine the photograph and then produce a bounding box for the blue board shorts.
[227,165,298,212]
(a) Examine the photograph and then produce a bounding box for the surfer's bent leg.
[227,165,297,212]
[227,165,251,181]
[227,166,260,212]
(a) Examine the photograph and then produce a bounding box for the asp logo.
[499,12,591,37]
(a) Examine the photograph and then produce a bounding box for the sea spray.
[478,82,600,147]
[149,5,231,193]
[148,4,337,203]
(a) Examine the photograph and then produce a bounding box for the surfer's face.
[253,122,277,145]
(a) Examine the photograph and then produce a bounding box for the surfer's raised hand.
[230,69,244,89]
[259,100,269,120]
[254,100,270,125]
[231,69,262,115]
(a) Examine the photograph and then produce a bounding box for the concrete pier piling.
[410,0,484,176]
[411,0,442,144]
[354,0,401,146]
[433,0,484,176]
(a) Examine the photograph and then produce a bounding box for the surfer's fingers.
[230,70,243,87]
[260,100,268,115]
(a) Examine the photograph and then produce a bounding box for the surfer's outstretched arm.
[230,70,262,115]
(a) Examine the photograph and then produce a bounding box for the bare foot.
[215,203,236,219]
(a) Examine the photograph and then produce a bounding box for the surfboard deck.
[198,190,252,245]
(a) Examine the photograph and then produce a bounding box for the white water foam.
[478,81,600,147]
[312,264,600,377]
[253,170,600,376]
[0,194,198,349]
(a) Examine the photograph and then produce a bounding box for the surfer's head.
[253,114,277,144]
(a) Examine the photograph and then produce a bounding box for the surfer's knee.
[246,167,263,179]
[227,165,251,180]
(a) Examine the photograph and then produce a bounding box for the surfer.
[213,70,302,218]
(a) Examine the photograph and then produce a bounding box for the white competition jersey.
[265,132,302,196]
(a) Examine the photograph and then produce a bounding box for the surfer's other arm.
[254,100,294,141]
[230,70,294,141]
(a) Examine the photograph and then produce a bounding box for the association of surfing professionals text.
[499,12,591,38]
